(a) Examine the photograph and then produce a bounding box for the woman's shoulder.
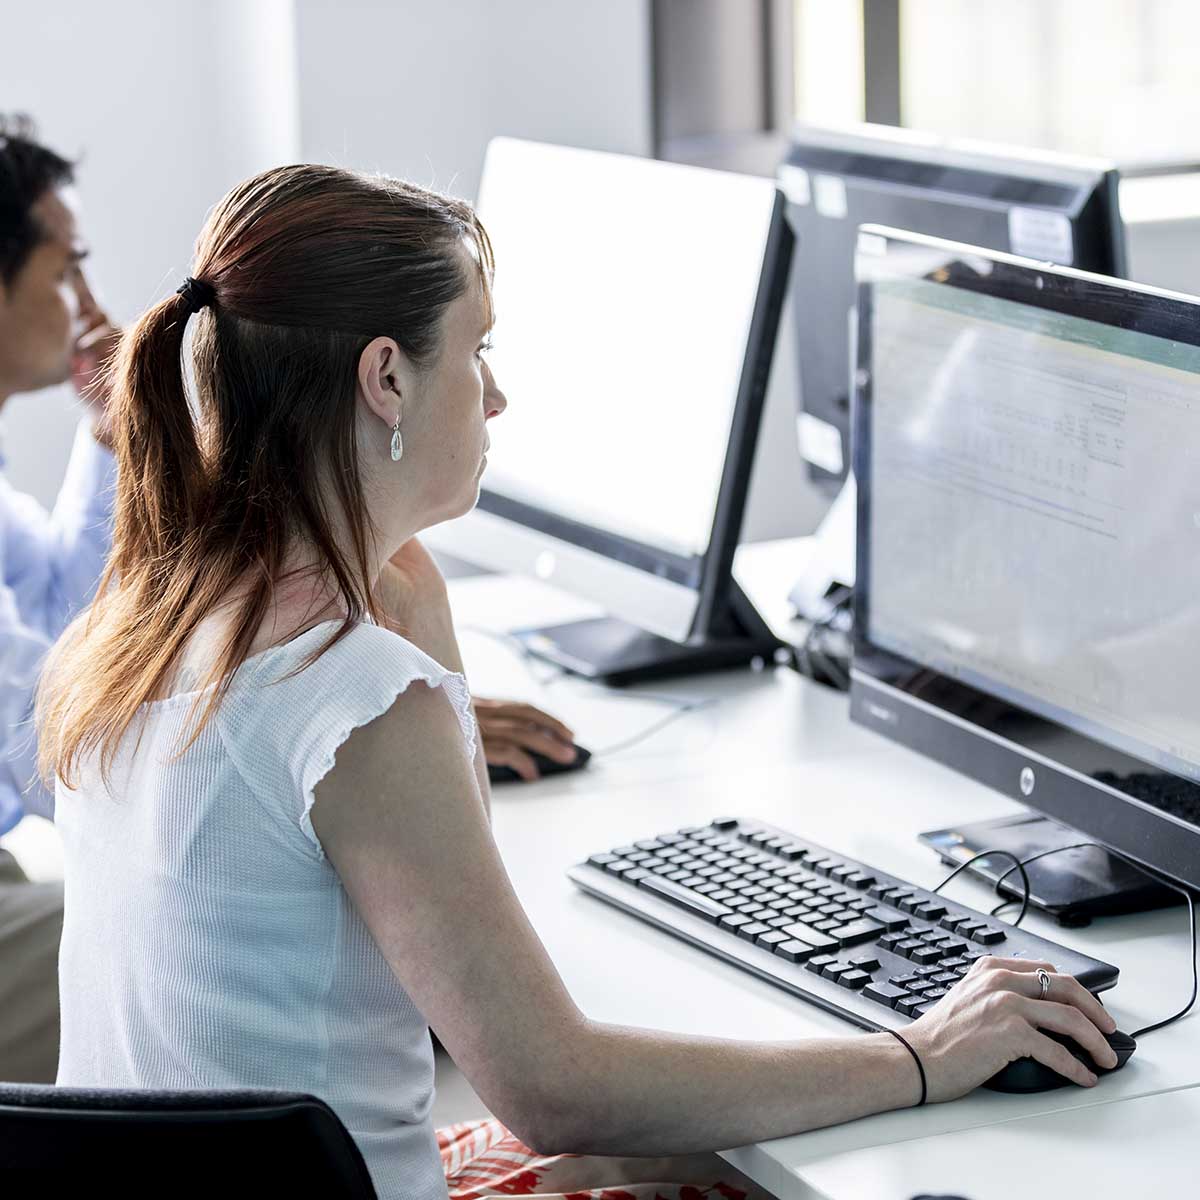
[216,618,477,859]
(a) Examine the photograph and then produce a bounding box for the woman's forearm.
[538,1020,919,1157]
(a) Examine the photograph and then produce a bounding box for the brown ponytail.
[37,164,492,787]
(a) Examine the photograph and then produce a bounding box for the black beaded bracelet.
[887,1029,927,1107]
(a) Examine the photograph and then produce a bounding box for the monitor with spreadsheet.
[850,226,1200,893]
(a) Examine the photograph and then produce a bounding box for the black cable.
[982,839,1198,1038]
[936,839,1197,1039]
[930,848,1035,927]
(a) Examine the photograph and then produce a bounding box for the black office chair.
[0,1083,376,1193]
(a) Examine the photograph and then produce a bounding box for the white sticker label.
[779,164,811,206]
[813,173,848,219]
[1008,207,1075,265]
[797,412,845,475]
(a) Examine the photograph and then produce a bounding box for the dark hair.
[39,163,493,786]
[0,113,75,284]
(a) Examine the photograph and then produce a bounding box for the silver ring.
[1036,968,1052,1000]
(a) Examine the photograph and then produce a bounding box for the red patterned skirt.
[438,1119,773,1200]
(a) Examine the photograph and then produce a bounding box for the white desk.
[453,557,1199,1200]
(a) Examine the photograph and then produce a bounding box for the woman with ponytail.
[37,165,1118,1200]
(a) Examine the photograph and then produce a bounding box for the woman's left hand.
[473,698,577,781]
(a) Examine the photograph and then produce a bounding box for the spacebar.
[638,876,733,922]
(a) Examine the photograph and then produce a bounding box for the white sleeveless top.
[55,621,478,1200]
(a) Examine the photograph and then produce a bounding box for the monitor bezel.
[849,224,1200,892]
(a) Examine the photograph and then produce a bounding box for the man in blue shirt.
[0,115,117,1080]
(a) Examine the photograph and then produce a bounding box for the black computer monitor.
[850,225,1200,911]
[779,124,1127,495]
[426,138,792,685]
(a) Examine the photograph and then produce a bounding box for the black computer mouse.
[487,743,592,785]
[983,1028,1136,1094]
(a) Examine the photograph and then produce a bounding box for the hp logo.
[1019,767,1036,797]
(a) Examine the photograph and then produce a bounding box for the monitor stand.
[513,581,786,687]
[919,812,1180,927]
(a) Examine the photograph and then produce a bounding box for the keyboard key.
[829,918,885,947]
[775,939,816,962]
[638,876,734,922]
[837,969,872,989]
[821,962,855,982]
[607,860,640,877]
[709,890,737,902]
[737,922,771,942]
[781,921,839,951]
[588,853,618,866]
[940,913,972,931]
[889,974,920,988]
[912,965,941,978]
[940,956,967,970]
[864,907,908,931]
[895,996,925,1018]
[863,981,909,1008]
[922,986,949,1002]
[878,931,907,949]
[710,817,739,830]
[804,954,839,974]
[766,916,793,929]
[718,913,752,931]
[931,972,960,987]
[910,946,945,965]
[932,938,966,955]
[956,919,987,936]
[974,926,1008,945]
[829,866,857,883]
[777,844,808,861]
[962,949,992,963]
[849,953,881,972]
[634,839,666,852]
[756,930,792,949]
[844,873,876,889]
[912,902,947,921]
[624,868,650,882]
[812,918,841,932]
[895,938,925,957]
[749,908,777,922]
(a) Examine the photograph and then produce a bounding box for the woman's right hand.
[904,955,1120,1101]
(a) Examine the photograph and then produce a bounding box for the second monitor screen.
[475,138,779,560]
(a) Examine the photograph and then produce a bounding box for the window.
[899,0,1200,164]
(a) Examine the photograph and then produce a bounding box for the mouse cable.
[984,839,1197,1039]
[936,840,1196,1038]
[592,696,721,758]
[930,848,1035,927]
[459,624,721,756]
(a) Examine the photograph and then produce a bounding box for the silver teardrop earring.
[390,411,404,462]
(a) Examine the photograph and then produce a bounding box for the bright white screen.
[476,138,777,559]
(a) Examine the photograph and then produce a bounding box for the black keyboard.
[569,817,1119,1031]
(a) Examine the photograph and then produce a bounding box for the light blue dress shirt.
[0,420,116,834]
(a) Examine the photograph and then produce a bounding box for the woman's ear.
[356,336,407,425]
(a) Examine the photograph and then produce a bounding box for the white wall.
[293,0,654,202]
[0,0,300,505]
[3,0,818,546]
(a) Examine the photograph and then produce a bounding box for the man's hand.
[71,319,121,448]
[474,698,577,781]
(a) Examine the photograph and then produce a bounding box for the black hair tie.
[176,276,215,314]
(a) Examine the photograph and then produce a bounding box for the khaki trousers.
[0,848,61,1082]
